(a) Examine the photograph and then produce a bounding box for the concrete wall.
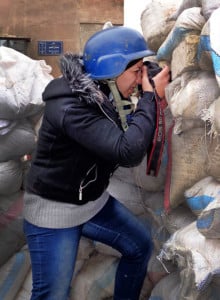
[0,0,123,76]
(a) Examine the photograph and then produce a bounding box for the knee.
[126,229,153,264]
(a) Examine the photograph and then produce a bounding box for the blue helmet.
[83,26,155,80]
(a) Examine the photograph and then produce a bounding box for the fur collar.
[59,53,104,104]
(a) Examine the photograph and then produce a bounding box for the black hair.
[125,58,142,70]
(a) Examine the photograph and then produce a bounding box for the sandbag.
[184,176,220,215]
[165,70,220,120]
[197,7,220,88]
[197,194,220,238]
[164,126,207,210]
[141,0,182,52]
[171,32,200,79]
[201,97,220,137]
[205,135,220,181]
[0,160,23,195]
[70,253,118,300]
[149,270,219,300]
[157,7,205,63]
[197,20,213,71]
[170,0,220,21]
[0,46,52,120]
[147,250,175,287]
[160,221,220,291]
[149,272,181,300]
[0,119,36,162]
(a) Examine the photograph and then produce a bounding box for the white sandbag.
[164,126,207,210]
[0,160,23,195]
[184,176,220,216]
[170,0,220,21]
[0,119,36,162]
[165,70,220,120]
[149,272,181,300]
[160,221,220,291]
[0,191,26,267]
[0,46,53,120]
[141,0,182,52]
[0,246,31,300]
[76,237,95,261]
[70,253,118,300]
[197,194,220,238]
[201,97,220,137]
[157,7,205,63]
[149,270,217,300]
[94,241,121,258]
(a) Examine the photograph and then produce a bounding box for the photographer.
[23,26,170,300]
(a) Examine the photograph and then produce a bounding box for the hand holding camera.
[141,61,171,99]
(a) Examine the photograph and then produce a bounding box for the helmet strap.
[107,79,134,131]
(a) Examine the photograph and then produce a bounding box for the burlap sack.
[164,126,207,210]
[184,176,220,215]
[197,194,220,238]
[160,222,220,291]
[141,0,181,52]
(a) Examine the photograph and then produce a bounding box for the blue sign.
[38,41,63,56]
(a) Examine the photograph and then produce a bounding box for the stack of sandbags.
[0,46,53,299]
[7,1,220,298]
[140,0,220,299]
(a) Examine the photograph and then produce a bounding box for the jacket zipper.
[79,164,97,201]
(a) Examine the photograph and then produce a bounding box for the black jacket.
[26,54,156,204]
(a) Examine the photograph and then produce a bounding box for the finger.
[142,65,148,76]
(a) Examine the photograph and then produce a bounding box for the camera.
[144,60,162,78]
[137,60,162,95]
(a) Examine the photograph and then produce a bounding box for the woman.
[23,26,170,300]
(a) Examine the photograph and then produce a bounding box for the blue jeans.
[23,196,153,300]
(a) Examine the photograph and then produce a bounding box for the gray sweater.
[23,190,109,228]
